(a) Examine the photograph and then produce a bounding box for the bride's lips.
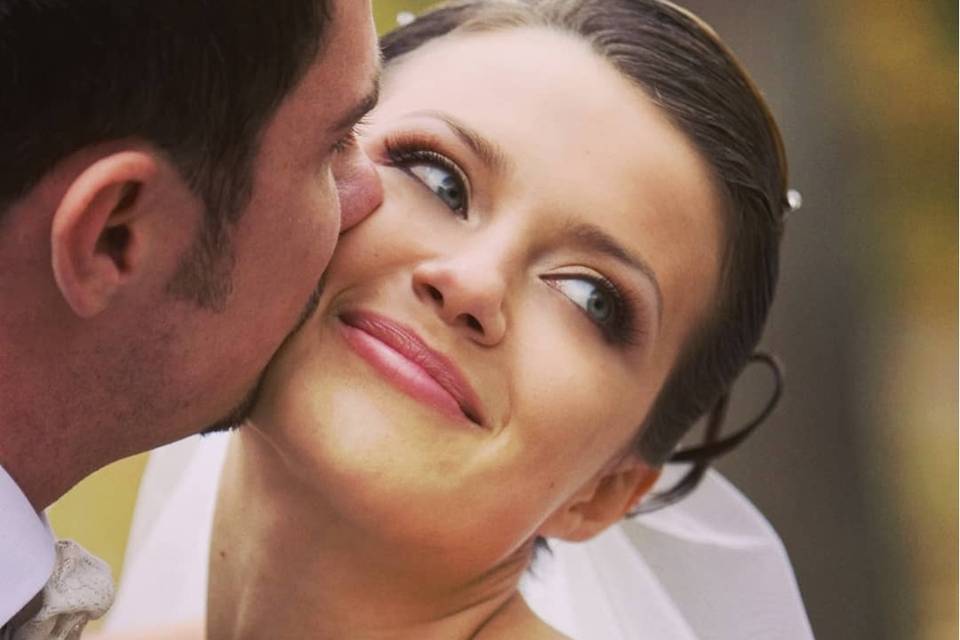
[337,310,485,427]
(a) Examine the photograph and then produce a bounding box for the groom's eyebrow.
[408,109,510,175]
[332,66,382,134]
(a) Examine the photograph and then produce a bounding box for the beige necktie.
[11,540,114,640]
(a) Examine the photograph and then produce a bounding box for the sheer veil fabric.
[103,433,814,639]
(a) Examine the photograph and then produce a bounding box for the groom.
[0,0,382,631]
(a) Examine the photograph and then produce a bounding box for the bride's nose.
[412,253,508,347]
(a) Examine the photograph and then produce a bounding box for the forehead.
[379,27,724,358]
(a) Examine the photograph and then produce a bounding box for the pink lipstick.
[338,310,485,427]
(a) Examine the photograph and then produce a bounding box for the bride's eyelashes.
[383,133,471,217]
[544,273,644,347]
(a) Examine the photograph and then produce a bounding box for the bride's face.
[250,28,722,575]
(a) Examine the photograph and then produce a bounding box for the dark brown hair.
[0,0,331,308]
[381,0,789,477]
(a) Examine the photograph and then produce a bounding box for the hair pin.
[786,188,803,214]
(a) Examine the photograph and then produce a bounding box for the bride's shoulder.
[525,618,573,639]
[490,616,572,640]
[476,595,573,640]
[526,621,573,639]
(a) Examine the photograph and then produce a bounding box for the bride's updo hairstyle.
[382,0,790,507]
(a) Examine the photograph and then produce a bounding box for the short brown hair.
[1,0,332,308]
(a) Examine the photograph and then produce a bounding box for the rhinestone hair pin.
[786,188,803,216]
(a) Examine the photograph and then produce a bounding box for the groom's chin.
[200,381,261,435]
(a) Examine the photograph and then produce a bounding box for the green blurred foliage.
[816,1,957,638]
[374,0,437,35]
[932,0,957,48]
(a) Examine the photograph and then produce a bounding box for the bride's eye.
[384,138,470,218]
[408,163,467,214]
[545,274,638,345]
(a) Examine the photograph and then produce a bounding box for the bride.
[100,1,811,638]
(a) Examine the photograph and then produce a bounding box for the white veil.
[103,433,814,639]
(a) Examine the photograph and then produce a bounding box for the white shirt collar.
[0,463,55,626]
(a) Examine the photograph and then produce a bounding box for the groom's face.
[168,0,383,435]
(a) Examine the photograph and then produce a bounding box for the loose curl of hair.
[381,0,790,504]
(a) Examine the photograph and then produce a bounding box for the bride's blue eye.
[551,277,617,324]
[383,138,469,217]
[546,275,638,345]
[408,163,466,213]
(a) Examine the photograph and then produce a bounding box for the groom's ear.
[538,456,660,542]
[50,150,159,317]
[49,147,199,318]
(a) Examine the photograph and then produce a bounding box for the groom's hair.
[0,0,330,230]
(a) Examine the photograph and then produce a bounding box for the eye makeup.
[374,123,649,350]
[382,132,471,217]
[543,270,647,347]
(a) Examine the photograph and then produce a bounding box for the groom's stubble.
[201,273,327,434]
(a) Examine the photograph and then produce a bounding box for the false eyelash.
[547,271,645,348]
[381,132,472,207]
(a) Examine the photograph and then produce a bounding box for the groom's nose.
[334,143,383,232]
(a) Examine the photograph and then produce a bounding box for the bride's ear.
[538,457,660,542]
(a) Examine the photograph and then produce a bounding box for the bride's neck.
[207,431,535,640]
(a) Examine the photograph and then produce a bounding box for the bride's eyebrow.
[404,109,511,175]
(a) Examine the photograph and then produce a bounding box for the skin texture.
[210,27,724,640]
[0,0,382,509]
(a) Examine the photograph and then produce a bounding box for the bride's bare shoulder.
[86,621,204,640]
[523,614,573,639]
[476,595,573,640]
[523,618,573,639]
[487,615,572,639]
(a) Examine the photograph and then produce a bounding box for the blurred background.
[49,1,957,638]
